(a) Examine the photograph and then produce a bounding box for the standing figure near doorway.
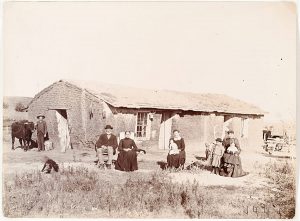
[35,114,48,152]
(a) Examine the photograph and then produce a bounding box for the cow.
[11,120,35,151]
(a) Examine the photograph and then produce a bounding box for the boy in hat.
[211,138,225,175]
[35,114,48,151]
[95,125,118,169]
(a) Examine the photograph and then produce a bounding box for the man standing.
[36,114,48,152]
[96,125,118,169]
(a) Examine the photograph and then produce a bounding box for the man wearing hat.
[95,125,118,169]
[35,114,48,151]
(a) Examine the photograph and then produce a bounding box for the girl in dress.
[211,138,225,175]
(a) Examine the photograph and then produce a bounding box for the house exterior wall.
[222,115,264,152]
[80,94,106,147]
[247,117,264,151]
[171,113,225,151]
[28,82,93,149]
[93,107,162,145]
[28,82,264,152]
[105,112,137,140]
[169,112,264,152]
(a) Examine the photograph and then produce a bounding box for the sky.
[3,1,296,123]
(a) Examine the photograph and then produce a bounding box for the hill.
[3,96,33,125]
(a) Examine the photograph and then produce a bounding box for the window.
[136,112,148,138]
[241,118,249,138]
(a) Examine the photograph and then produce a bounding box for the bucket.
[44,141,53,151]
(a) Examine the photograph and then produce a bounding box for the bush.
[15,102,26,112]
[3,102,9,109]
[3,166,206,218]
[3,163,296,218]
[263,160,296,218]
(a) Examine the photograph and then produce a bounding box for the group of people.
[37,117,246,177]
[206,130,247,178]
[95,125,141,171]
[96,126,188,172]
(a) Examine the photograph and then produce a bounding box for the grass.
[260,160,296,218]
[3,159,296,218]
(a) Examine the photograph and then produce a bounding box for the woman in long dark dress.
[115,131,138,172]
[167,130,186,169]
[221,130,247,177]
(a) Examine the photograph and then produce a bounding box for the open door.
[55,109,71,152]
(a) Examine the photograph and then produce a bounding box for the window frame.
[135,111,151,140]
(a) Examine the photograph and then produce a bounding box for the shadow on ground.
[186,161,212,171]
[156,156,213,172]
[157,161,168,170]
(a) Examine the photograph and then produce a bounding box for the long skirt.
[167,154,180,168]
[179,150,186,167]
[167,150,186,169]
[115,150,138,172]
[221,153,247,178]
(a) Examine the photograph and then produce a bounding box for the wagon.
[262,135,285,154]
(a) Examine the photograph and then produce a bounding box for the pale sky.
[3,1,296,123]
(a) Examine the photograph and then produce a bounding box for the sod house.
[28,80,265,152]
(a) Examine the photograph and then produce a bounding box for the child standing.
[211,138,225,175]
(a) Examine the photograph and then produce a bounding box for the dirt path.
[2,141,296,189]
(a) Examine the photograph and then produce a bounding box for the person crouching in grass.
[41,156,59,174]
[211,138,224,175]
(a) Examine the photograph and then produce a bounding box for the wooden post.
[159,112,173,150]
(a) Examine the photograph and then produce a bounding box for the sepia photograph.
[2,0,297,219]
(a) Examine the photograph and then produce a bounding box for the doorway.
[55,109,71,152]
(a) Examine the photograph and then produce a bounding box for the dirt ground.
[2,138,296,187]
[2,137,297,218]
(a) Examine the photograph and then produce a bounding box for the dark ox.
[11,120,35,151]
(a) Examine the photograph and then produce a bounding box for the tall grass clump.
[3,166,206,218]
[262,160,296,218]
[3,160,296,219]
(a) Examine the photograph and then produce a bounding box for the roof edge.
[29,79,266,116]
